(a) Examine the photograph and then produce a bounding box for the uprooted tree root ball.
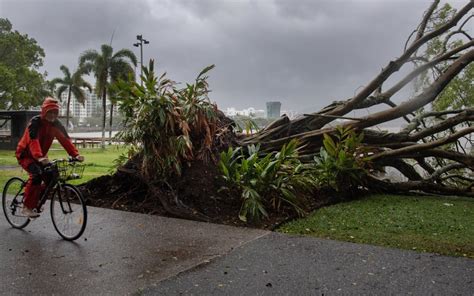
[79,156,339,229]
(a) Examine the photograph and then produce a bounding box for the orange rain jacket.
[16,98,79,168]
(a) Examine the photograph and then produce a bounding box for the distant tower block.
[266,101,281,119]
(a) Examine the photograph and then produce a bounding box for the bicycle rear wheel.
[50,184,87,241]
[2,177,30,229]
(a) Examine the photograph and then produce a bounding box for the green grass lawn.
[0,145,127,186]
[278,194,474,258]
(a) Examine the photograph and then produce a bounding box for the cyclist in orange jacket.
[16,97,84,218]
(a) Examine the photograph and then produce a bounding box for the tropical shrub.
[219,139,317,222]
[113,60,218,180]
[313,126,368,193]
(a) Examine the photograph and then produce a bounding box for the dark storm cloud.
[4,0,150,48]
[1,0,156,77]
[0,0,468,112]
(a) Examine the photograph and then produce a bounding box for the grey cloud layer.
[0,0,464,112]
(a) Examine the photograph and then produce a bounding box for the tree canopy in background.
[0,18,50,110]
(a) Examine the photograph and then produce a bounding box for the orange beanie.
[41,97,60,118]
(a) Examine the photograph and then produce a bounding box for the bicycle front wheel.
[2,177,30,229]
[50,184,87,241]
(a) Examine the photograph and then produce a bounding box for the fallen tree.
[82,1,473,224]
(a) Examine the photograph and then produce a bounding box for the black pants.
[27,162,43,186]
[27,162,54,189]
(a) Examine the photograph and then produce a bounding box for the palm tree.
[50,65,92,131]
[79,44,137,148]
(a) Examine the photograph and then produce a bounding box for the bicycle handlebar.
[68,156,82,163]
[43,157,81,171]
[47,157,80,165]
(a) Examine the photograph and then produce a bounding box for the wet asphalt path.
[1,206,472,295]
[0,206,268,295]
[143,232,474,295]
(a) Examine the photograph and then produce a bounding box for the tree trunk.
[101,88,107,149]
[66,86,72,132]
[109,102,113,145]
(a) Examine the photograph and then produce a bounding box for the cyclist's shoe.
[21,207,40,219]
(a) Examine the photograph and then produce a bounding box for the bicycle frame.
[37,167,71,214]
[6,166,60,212]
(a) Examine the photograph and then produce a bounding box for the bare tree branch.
[440,174,474,183]
[397,149,474,168]
[367,175,473,197]
[350,50,474,129]
[428,163,466,180]
[321,2,473,125]
[371,127,474,162]
[408,109,474,141]
[381,41,473,101]
[415,0,440,42]
[377,158,423,181]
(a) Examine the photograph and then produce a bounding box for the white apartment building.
[59,89,116,120]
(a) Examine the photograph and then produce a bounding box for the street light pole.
[133,34,149,85]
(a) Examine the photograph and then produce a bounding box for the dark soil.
[78,159,337,230]
[77,112,338,230]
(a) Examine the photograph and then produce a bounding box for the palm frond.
[112,48,138,66]
[100,44,113,60]
[49,78,65,86]
[75,64,90,76]
[59,65,71,80]
[56,85,68,101]
[81,80,93,93]
[71,86,87,105]
[79,49,99,66]
[71,67,89,85]
[110,60,135,82]
[79,61,95,76]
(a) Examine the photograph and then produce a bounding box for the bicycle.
[2,158,87,241]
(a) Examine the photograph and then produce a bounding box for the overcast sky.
[0,0,469,113]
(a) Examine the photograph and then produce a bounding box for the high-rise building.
[59,89,114,120]
[266,101,281,119]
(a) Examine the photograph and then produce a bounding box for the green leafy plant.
[313,126,368,193]
[219,139,317,222]
[113,60,218,180]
